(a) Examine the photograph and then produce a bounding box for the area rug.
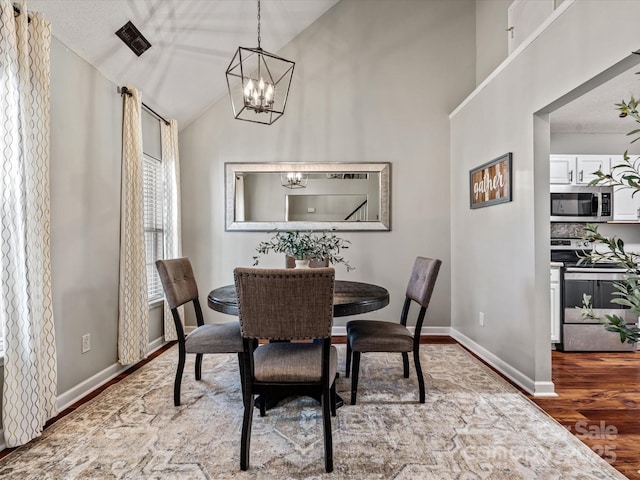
[0,344,626,479]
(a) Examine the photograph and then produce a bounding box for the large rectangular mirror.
[225,162,391,231]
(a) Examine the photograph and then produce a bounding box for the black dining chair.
[156,257,244,406]
[345,256,441,405]
[234,267,337,473]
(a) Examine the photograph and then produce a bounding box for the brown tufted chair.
[234,267,337,473]
[156,258,243,406]
[345,257,441,405]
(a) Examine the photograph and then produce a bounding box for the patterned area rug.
[0,344,626,479]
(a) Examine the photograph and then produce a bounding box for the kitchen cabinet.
[550,155,611,185]
[610,155,640,221]
[550,266,561,343]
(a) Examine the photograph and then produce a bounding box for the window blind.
[143,153,164,301]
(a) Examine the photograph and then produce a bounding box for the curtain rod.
[118,86,170,126]
[13,4,31,22]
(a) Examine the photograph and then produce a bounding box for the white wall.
[49,37,122,394]
[179,0,476,329]
[475,0,511,85]
[450,1,640,393]
[551,132,640,156]
[48,38,164,397]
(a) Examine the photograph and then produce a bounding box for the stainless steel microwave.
[550,185,613,222]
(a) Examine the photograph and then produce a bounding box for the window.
[142,111,164,302]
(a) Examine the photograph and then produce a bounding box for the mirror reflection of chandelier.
[281,172,308,189]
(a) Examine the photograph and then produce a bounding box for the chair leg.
[330,380,337,417]
[174,346,186,407]
[413,348,425,403]
[402,352,410,378]
[351,352,361,405]
[240,391,254,471]
[237,353,245,401]
[195,353,203,380]
[345,341,352,378]
[322,383,333,473]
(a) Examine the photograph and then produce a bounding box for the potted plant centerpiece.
[253,231,354,272]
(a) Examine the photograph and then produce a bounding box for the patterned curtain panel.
[161,119,183,341]
[119,86,149,364]
[0,2,58,447]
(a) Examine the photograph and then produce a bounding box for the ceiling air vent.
[115,21,151,57]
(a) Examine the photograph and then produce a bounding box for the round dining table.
[207,280,390,317]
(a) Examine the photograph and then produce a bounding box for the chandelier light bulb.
[244,79,253,98]
[243,77,276,112]
[265,84,274,104]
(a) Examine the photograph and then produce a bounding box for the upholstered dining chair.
[234,267,337,473]
[345,256,441,405]
[156,258,243,407]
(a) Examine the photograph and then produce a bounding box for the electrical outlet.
[479,312,485,327]
[82,333,91,354]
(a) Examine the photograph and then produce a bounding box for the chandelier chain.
[257,0,261,49]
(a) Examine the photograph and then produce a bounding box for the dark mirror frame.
[225,162,391,231]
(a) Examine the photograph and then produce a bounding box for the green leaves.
[253,231,354,271]
[578,85,640,344]
[579,225,640,344]
[581,223,640,271]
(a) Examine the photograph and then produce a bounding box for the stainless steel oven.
[550,185,613,223]
[551,238,637,352]
[562,266,636,351]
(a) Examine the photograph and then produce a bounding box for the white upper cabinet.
[549,155,575,184]
[576,155,611,184]
[610,155,640,221]
[550,155,611,185]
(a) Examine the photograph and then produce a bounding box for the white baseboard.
[450,328,557,397]
[0,338,168,452]
[56,337,168,413]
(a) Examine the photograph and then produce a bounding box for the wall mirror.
[225,162,391,231]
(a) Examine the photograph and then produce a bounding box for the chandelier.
[225,0,295,125]
[281,172,308,189]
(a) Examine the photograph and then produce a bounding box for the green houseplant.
[253,231,355,272]
[578,95,640,344]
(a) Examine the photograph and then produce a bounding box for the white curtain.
[0,0,58,447]
[161,119,182,341]
[118,86,149,364]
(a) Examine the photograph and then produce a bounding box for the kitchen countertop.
[550,261,563,268]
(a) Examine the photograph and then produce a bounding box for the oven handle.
[564,269,628,280]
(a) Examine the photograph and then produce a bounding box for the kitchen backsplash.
[550,223,589,239]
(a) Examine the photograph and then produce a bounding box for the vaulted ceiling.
[27,0,640,134]
[29,0,339,128]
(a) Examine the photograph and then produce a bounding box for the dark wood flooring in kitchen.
[530,350,640,479]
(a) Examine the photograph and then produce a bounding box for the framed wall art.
[469,153,512,209]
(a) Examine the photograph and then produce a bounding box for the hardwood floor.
[2,336,638,479]
[530,350,640,480]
